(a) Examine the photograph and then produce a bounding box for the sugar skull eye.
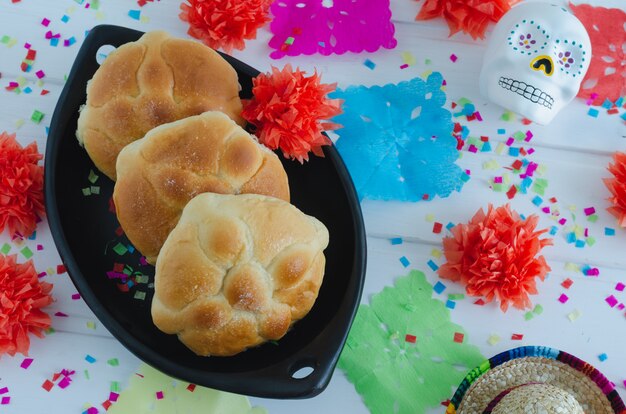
[508,20,549,56]
[553,39,587,77]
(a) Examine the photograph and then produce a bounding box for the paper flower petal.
[0,255,53,357]
[0,132,45,239]
[242,64,342,162]
[330,73,466,201]
[570,2,626,105]
[604,152,626,227]
[416,0,517,40]
[268,0,397,59]
[179,0,271,53]
[438,204,552,312]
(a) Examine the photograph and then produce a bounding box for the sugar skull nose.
[530,55,554,76]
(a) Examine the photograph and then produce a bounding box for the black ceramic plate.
[44,25,366,399]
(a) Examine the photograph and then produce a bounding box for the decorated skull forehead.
[479,3,591,125]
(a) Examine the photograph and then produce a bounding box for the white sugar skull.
[480,3,592,125]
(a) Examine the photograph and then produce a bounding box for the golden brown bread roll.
[151,192,329,356]
[113,111,290,265]
[76,30,244,180]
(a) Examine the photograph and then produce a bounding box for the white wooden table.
[0,0,624,413]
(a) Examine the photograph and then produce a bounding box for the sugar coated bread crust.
[76,30,244,180]
[113,111,290,265]
[151,193,329,356]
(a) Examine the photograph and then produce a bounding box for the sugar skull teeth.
[498,77,554,109]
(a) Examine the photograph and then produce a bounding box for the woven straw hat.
[447,346,626,414]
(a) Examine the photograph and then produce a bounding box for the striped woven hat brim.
[446,346,626,414]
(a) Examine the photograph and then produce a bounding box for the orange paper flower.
[416,0,518,40]
[0,132,45,239]
[438,204,552,311]
[604,152,626,227]
[179,0,271,53]
[0,255,53,357]
[242,64,343,162]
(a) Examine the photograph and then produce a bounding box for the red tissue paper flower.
[179,0,271,53]
[0,132,45,239]
[416,0,518,40]
[0,254,53,357]
[242,64,343,163]
[438,204,552,312]
[604,152,626,227]
[569,2,626,105]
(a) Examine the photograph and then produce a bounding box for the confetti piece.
[598,353,608,362]
[1,243,10,254]
[0,388,7,395]
[41,18,51,26]
[156,391,164,400]
[453,332,464,343]
[583,207,596,216]
[449,54,457,62]
[506,185,517,199]
[20,246,33,259]
[31,110,44,124]
[107,358,119,367]
[606,295,618,308]
[487,334,501,345]
[363,59,376,70]
[21,358,33,369]
[432,222,443,234]
[561,278,574,289]
[390,237,403,245]
[112,243,128,255]
[427,260,438,271]
[134,291,146,300]
[1,397,9,405]
[109,392,119,402]
[186,384,196,392]
[87,321,96,330]
[524,311,534,321]
[85,355,96,364]
[58,377,71,389]
[533,304,543,315]
[511,333,523,340]
[431,248,442,259]
[588,108,599,117]
[42,380,54,392]
[405,334,417,343]
[128,9,141,20]
[445,300,456,309]
[399,256,410,268]
[617,283,625,292]
[448,293,464,300]
[433,281,446,294]
[605,227,616,236]
[567,309,582,321]
[558,294,569,304]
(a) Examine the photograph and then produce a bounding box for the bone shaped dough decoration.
[479,3,592,125]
